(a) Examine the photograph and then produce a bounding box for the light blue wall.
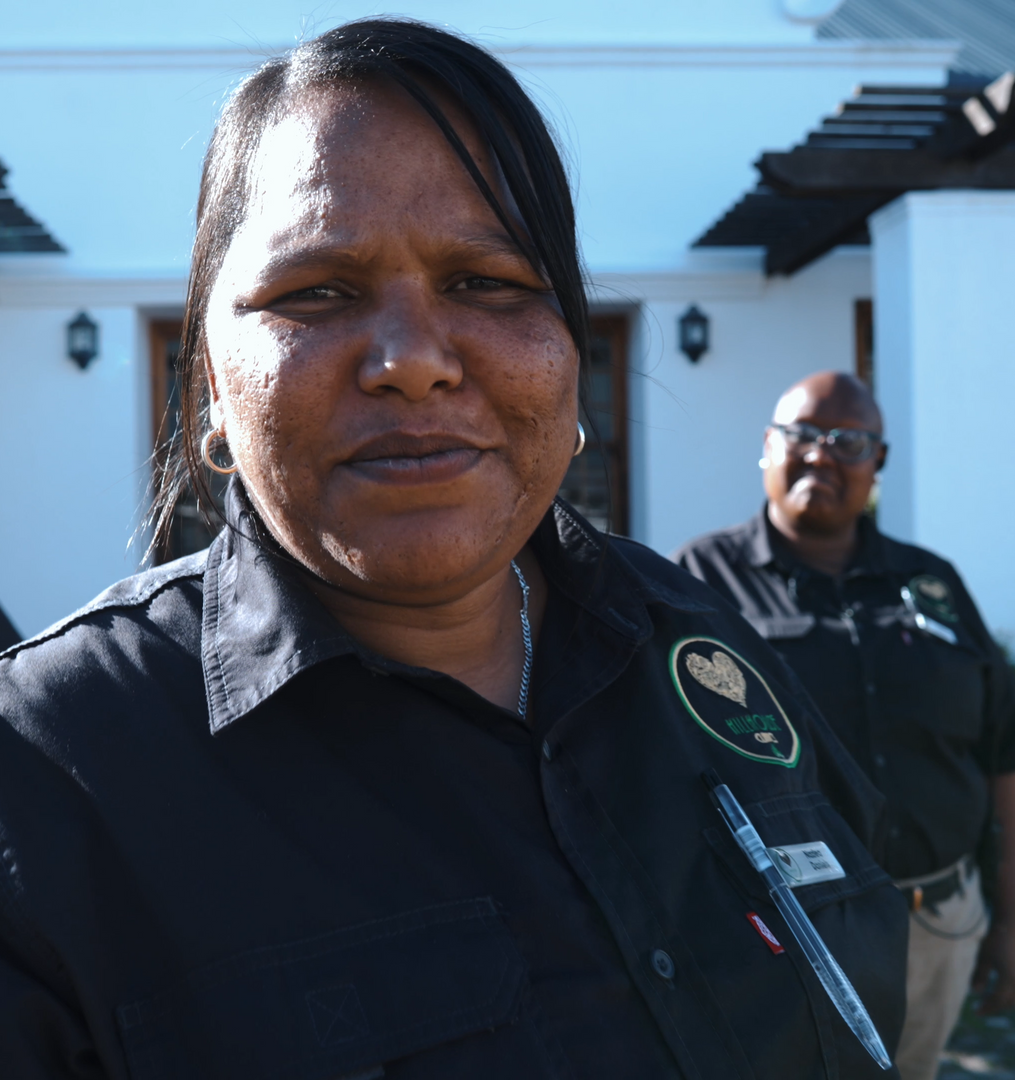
[1,0,819,48]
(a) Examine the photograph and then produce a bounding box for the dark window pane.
[151,323,225,563]
[557,317,629,535]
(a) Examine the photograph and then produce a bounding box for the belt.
[894,855,975,915]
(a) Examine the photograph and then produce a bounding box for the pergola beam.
[758,143,1015,197]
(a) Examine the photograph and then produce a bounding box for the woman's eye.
[266,285,351,314]
[280,286,343,302]
[454,275,519,292]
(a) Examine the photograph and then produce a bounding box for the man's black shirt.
[675,508,1015,881]
[0,488,907,1078]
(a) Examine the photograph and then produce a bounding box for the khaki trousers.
[894,864,988,1080]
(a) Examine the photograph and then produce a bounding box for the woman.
[676,372,1015,1080]
[0,22,905,1079]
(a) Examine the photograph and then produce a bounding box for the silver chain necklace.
[510,560,533,718]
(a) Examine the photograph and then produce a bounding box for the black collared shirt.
[0,487,906,1079]
[675,508,1015,881]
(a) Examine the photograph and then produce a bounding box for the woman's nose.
[357,290,463,401]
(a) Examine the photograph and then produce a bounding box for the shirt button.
[865,682,876,696]
[651,948,675,981]
[874,753,887,768]
[542,740,554,762]
[889,826,900,839]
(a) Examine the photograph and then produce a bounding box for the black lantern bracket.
[67,311,99,370]
[678,304,710,363]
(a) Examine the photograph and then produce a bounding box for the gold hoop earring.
[201,429,238,475]
[573,421,586,458]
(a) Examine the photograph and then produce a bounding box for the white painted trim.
[0,269,764,310]
[871,191,1015,238]
[0,252,877,309]
[500,41,959,70]
[587,246,873,302]
[0,40,960,73]
[0,48,273,72]
[0,275,186,308]
[588,269,766,303]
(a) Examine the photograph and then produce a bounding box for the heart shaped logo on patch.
[685,651,748,707]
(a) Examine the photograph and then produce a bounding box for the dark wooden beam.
[758,141,1015,196]
[764,195,889,276]
[0,195,65,253]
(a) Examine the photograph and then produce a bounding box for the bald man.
[675,372,1015,1080]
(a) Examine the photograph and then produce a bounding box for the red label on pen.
[747,912,784,954]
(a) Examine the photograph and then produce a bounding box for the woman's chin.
[312,517,518,599]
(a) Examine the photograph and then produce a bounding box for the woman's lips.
[347,447,483,484]
[343,435,485,485]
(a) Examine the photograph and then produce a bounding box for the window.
[854,299,874,389]
[149,320,227,563]
[557,315,629,535]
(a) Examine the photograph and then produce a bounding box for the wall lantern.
[678,304,710,363]
[67,311,99,370]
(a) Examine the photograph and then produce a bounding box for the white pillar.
[870,191,1015,638]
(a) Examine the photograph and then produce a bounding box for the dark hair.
[149,17,591,553]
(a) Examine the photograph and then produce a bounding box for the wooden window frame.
[149,319,183,457]
[854,299,873,389]
[588,314,629,536]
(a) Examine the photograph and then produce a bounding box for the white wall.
[871,192,1015,639]
[0,274,184,635]
[0,305,143,633]
[597,247,872,553]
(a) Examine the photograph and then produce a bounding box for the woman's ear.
[877,441,889,471]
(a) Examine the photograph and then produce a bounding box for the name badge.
[767,842,845,887]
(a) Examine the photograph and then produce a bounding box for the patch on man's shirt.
[909,574,959,624]
[669,636,800,767]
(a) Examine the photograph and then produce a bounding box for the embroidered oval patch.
[909,574,958,624]
[669,636,800,768]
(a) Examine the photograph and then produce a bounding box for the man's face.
[763,382,886,536]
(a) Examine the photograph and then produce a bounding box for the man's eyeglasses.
[771,423,882,464]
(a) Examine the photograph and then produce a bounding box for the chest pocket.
[876,610,987,740]
[704,790,890,912]
[117,897,544,1080]
[703,791,906,1078]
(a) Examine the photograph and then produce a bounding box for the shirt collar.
[742,506,775,569]
[749,502,891,578]
[201,484,705,734]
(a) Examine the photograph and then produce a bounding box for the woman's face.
[204,81,579,603]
